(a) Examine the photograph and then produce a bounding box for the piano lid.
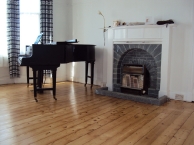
[57,39,78,45]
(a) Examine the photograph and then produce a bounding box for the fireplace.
[120,64,149,96]
[96,25,174,105]
[113,43,161,98]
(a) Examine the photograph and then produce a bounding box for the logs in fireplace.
[121,64,150,95]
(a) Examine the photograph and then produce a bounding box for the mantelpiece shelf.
[107,24,175,29]
[106,24,175,41]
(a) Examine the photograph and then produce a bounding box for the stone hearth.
[96,87,167,106]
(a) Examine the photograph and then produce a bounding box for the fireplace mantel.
[104,24,175,98]
[108,24,174,42]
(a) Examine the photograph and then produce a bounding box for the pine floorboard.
[0,82,194,145]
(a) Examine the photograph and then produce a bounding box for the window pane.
[0,0,7,57]
[20,0,40,13]
[0,0,8,66]
[20,0,40,54]
[20,14,40,52]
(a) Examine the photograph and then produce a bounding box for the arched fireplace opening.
[113,44,162,98]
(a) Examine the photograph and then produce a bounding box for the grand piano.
[19,39,95,102]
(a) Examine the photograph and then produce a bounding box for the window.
[0,1,40,67]
[0,0,8,67]
[20,0,40,54]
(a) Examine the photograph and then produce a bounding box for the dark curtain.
[7,0,20,78]
[40,0,53,76]
[40,0,53,44]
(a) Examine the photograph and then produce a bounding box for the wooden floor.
[0,82,194,145]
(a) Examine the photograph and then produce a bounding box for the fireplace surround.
[96,25,174,105]
[113,43,161,98]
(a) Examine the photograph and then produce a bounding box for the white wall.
[0,67,14,84]
[53,0,72,82]
[69,0,194,101]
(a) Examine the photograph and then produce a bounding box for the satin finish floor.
[0,82,194,145]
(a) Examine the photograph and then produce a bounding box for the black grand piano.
[19,39,95,102]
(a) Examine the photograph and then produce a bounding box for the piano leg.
[52,69,57,100]
[26,66,35,87]
[33,69,38,102]
[91,61,94,88]
[85,62,88,87]
[37,70,43,93]
[27,66,29,87]
[85,61,95,88]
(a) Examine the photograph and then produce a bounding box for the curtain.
[40,0,53,76]
[7,0,20,78]
[40,0,53,44]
